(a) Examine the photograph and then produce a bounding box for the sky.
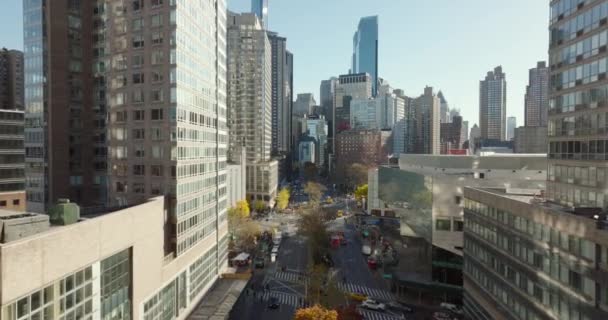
[0,0,549,127]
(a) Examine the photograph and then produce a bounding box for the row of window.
[551,55,608,90]
[549,83,608,114]
[548,139,608,160]
[551,28,608,69]
[548,111,608,137]
[549,164,607,188]
[551,0,587,23]
[464,199,597,262]
[550,1,608,46]
[547,181,606,209]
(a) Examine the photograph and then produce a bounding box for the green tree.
[276,188,291,211]
[346,163,369,189]
[253,200,266,212]
[304,182,327,205]
[354,184,368,202]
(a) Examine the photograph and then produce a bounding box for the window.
[454,219,464,231]
[151,0,163,7]
[133,183,145,194]
[132,18,143,31]
[13,199,19,206]
[133,165,145,176]
[436,219,451,231]
[133,110,145,121]
[151,90,163,102]
[151,165,163,177]
[151,14,163,27]
[152,146,163,158]
[114,111,127,122]
[132,90,144,103]
[135,146,145,157]
[454,196,462,205]
[0,200,6,207]
[132,0,144,11]
[133,34,144,48]
[151,128,162,140]
[133,128,145,140]
[132,73,144,84]
[132,54,144,68]
[116,182,126,192]
[152,31,163,45]
[152,71,163,82]
[151,51,163,65]
[151,109,164,120]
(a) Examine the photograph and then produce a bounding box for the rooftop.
[399,153,547,171]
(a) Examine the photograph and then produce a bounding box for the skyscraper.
[227,12,278,205]
[0,48,23,110]
[479,66,507,141]
[524,61,549,127]
[0,48,25,211]
[410,86,441,154]
[320,77,338,138]
[506,116,517,141]
[293,93,316,116]
[437,90,450,123]
[268,32,293,156]
[547,1,608,209]
[251,0,269,29]
[351,16,379,96]
[21,0,230,313]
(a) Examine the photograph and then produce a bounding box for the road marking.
[337,282,394,301]
[261,290,303,308]
[270,270,309,285]
[359,309,404,320]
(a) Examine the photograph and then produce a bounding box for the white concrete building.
[0,197,229,320]
[227,148,246,208]
[367,154,547,256]
[227,12,278,205]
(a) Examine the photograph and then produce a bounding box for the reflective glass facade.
[548,0,608,209]
[351,16,379,96]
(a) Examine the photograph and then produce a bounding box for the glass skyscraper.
[351,16,379,96]
[251,0,268,29]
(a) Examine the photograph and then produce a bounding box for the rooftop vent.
[49,199,80,226]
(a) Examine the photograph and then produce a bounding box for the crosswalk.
[260,290,303,308]
[270,270,309,285]
[359,309,404,320]
[337,282,394,301]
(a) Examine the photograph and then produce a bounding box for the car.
[440,302,463,315]
[361,299,386,311]
[386,301,414,313]
[267,297,279,309]
[348,292,367,302]
[254,257,265,268]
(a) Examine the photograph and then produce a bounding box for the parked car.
[361,299,386,311]
[267,297,279,309]
[254,257,265,268]
[386,301,414,313]
[440,302,463,315]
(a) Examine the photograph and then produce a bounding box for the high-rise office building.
[0,48,23,110]
[351,16,379,96]
[547,0,608,209]
[251,0,269,29]
[507,116,517,141]
[320,77,338,138]
[438,90,450,123]
[479,66,507,141]
[0,49,25,211]
[227,12,278,205]
[293,93,316,117]
[268,32,293,156]
[410,86,441,154]
[333,73,373,135]
[461,120,469,146]
[525,61,549,127]
[20,0,230,316]
[350,83,405,130]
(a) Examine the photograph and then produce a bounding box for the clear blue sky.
[0,0,548,126]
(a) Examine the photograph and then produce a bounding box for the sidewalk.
[187,278,248,320]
